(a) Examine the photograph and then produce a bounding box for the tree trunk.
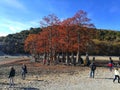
[61,52,65,63]
[31,53,37,62]
[76,51,80,64]
[76,31,81,65]
[71,52,76,66]
[66,52,70,65]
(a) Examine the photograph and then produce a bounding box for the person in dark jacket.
[21,64,27,80]
[108,57,114,71]
[8,66,15,87]
[89,62,96,78]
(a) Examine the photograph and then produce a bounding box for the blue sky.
[0,0,120,36]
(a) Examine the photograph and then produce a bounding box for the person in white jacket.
[113,68,120,83]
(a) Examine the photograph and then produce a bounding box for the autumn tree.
[24,34,38,62]
[37,31,49,60]
[24,10,95,65]
[59,18,78,65]
[40,14,61,65]
[72,10,95,65]
[58,10,95,65]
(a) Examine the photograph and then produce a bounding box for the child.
[113,68,120,83]
[21,64,27,80]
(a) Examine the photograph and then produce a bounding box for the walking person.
[8,66,15,88]
[113,68,120,83]
[89,61,96,78]
[21,64,27,80]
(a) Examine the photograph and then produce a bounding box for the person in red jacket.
[108,57,114,71]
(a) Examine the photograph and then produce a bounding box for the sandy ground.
[0,56,120,90]
[0,67,120,90]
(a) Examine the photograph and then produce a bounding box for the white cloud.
[0,0,26,10]
[0,18,39,36]
[29,20,40,27]
[9,26,22,32]
[0,19,27,32]
[0,32,9,37]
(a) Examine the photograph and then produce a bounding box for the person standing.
[8,66,15,88]
[89,62,96,78]
[21,64,27,80]
[113,68,120,83]
[108,57,114,71]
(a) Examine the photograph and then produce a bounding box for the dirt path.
[0,57,29,66]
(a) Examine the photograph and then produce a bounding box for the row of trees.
[92,39,120,56]
[1,27,120,56]
[96,29,120,41]
[0,28,42,54]
[93,30,120,56]
[24,10,95,65]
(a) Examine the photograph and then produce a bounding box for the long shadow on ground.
[0,82,17,85]
[0,82,9,85]
[95,77,113,80]
[19,87,39,90]
[0,82,40,90]
[3,87,39,90]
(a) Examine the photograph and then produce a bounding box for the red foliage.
[24,10,96,55]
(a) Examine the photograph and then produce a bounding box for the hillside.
[0,27,42,54]
[0,28,120,55]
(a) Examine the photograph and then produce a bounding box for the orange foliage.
[24,34,38,53]
[24,10,96,55]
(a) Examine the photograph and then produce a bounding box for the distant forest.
[0,27,42,55]
[0,27,120,56]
